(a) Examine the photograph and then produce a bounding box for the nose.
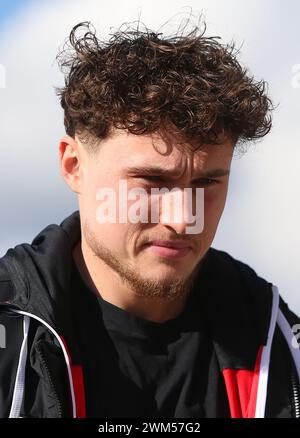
[158,188,192,234]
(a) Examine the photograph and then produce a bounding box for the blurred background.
[0,0,299,313]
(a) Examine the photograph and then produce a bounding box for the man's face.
[77,129,234,299]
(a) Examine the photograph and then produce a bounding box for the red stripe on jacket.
[60,336,86,418]
[222,346,263,418]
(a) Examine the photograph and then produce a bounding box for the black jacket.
[0,210,299,418]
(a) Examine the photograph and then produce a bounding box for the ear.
[59,135,83,194]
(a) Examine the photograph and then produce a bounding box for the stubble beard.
[84,222,198,302]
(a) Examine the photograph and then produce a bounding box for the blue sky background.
[0,0,30,26]
[0,0,299,313]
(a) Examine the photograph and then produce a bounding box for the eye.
[138,176,164,182]
[135,176,219,186]
[193,178,219,186]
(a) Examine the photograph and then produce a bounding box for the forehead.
[97,129,234,171]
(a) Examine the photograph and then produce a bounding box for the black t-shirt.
[70,260,229,418]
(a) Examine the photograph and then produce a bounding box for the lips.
[145,240,191,259]
[148,240,191,249]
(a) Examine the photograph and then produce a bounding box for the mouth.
[144,240,192,259]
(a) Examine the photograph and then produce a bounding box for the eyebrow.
[123,165,230,180]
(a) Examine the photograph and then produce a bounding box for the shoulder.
[206,247,300,326]
[204,246,270,289]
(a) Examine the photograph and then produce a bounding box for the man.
[0,19,299,418]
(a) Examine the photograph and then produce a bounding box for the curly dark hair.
[56,18,274,152]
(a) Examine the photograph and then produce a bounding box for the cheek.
[85,176,115,221]
[82,177,102,211]
[204,189,228,225]
[99,224,127,247]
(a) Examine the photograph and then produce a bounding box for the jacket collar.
[198,248,273,370]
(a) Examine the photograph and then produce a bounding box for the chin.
[146,267,188,281]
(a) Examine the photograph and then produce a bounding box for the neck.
[72,239,190,323]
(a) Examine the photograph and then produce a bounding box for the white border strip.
[9,315,30,418]
[12,310,77,418]
[254,284,279,418]
[277,309,300,384]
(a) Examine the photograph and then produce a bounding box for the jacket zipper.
[291,369,300,418]
[35,342,63,418]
